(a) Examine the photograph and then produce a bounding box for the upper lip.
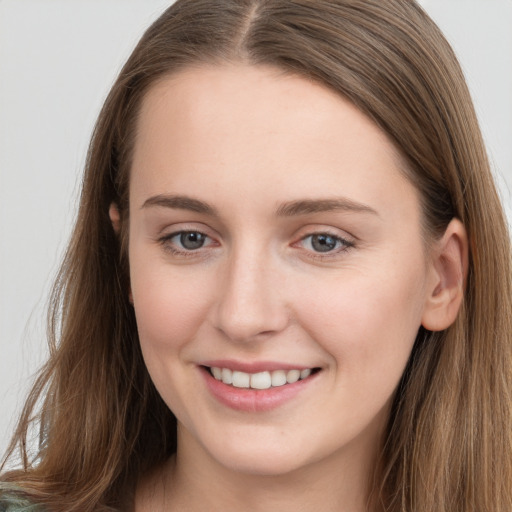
[200,359,319,373]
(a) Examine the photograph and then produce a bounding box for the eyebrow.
[141,194,218,215]
[141,194,378,218]
[276,198,379,217]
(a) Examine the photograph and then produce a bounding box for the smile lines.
[208,367,317,390]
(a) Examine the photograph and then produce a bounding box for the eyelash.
[158,231,216,257]
[158,230,355,259]
[295,232,355,259]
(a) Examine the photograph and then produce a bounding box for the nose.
[212,246,289,343]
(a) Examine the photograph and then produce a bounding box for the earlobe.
[421,219,468,332]
[109,203,121,235]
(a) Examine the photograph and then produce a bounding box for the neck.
[136,424,385,512]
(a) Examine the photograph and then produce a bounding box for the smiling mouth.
[204,366,321,390]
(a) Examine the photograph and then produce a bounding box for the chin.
[199,431,322,478]
[216,449,310,477]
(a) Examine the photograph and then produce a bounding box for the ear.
[109,203,121,235]
[421,218,468,332]
[109,203,133,304]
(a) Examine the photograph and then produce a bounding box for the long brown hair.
[2,1,511,511]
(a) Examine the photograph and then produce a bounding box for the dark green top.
[0,495,44,512]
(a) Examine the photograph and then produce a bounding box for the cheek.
[129,257,214,356]
[294,264,426,381]
[128,258,218,419]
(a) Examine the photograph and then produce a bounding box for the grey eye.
[179,231,207,250]
[310,234,340,252]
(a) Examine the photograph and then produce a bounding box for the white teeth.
[300,368,311,379]
[250,371,272,390]
[286,369,300,384]
[232,371,250,388]
[221,368,233,385]
[271,369,287,387]
[210,366,315,389]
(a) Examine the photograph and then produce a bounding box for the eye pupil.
[180,232,206,250]
[311,234,338,252]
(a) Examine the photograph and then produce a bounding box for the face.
[127,64,437,478]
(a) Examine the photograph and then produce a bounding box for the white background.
[1,0,511,456]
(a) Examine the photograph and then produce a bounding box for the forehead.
[130,64,418,222]
[135,64,399,158]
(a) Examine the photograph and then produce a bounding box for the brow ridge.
[275,198,378,217]
[141,194,378,218]
[141,194,217,215]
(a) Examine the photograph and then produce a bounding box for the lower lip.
[200,367,319,412]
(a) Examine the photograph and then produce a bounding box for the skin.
[116,64,467,512]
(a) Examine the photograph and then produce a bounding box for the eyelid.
[166,230,213,246]
[157,225,220,258]
[155,223,355,259]
[156,221,215,238]
[292,224,356,243]
[299,233,353,249]
[291,227,356,258]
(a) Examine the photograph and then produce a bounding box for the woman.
[1,0,511,511]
